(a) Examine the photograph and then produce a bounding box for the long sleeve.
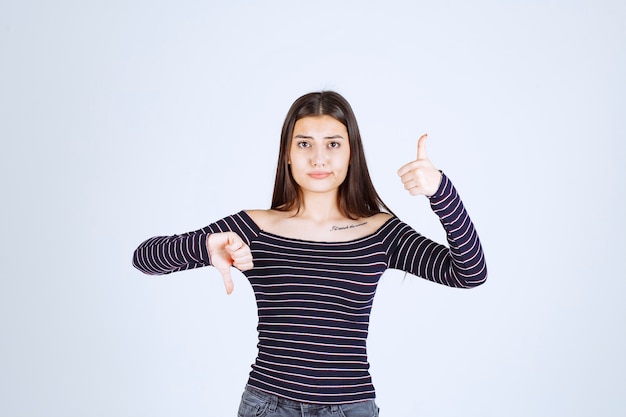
[132,211,260,276]
[132,228,211,275]
[386,173,487,288]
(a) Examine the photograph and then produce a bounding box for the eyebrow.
[293,134,345,140]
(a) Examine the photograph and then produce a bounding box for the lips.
[308,171,331,179]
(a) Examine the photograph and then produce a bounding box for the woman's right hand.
[207,232,253,294]
[397,133,442,197]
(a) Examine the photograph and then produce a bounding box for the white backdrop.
[1,1,624,416]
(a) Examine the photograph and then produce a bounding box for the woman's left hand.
[397,133,442,197]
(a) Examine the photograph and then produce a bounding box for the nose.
[312,147,327,167]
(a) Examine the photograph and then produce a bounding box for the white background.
[1,1,624,416]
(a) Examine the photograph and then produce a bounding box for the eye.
[328,141,341,149]
[297,141,311,148]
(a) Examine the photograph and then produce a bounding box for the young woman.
[133,91,487,417]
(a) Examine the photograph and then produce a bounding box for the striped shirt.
[132,173,487,404]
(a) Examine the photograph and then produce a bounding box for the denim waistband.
[244,385,341,410]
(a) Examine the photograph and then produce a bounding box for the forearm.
[132,229,211,275]
[428,173,487,287]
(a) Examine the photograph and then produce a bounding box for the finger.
[397,161,416,177]
[402,179,417,191]
[399,167,417,182]
[416,133,428,160]
[220,268,234,295]
[231,251,252,266]
[226,232,237,247]
[398,163,423,182]
[226,233,244,251]
[236,259,254,272]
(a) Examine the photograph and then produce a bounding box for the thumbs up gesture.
[207,232,254,294]
[397,133,442,197]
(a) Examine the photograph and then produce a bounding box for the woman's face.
[288,115,351,197]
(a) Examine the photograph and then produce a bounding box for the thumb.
[417,133,428,160]
[220,267,234,295]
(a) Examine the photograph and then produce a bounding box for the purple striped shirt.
[132,173,487,403]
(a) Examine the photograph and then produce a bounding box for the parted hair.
[271,91,393,219]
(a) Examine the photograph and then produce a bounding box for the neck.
[297,191,343,222]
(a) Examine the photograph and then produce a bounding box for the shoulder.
[244,209,290,231]
[363,212,394,230]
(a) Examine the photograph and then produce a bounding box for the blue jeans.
[237,386,380,417]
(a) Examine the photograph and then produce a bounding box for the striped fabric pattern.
[132,173,487,404]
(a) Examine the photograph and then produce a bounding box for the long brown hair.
[270,91,393,219]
